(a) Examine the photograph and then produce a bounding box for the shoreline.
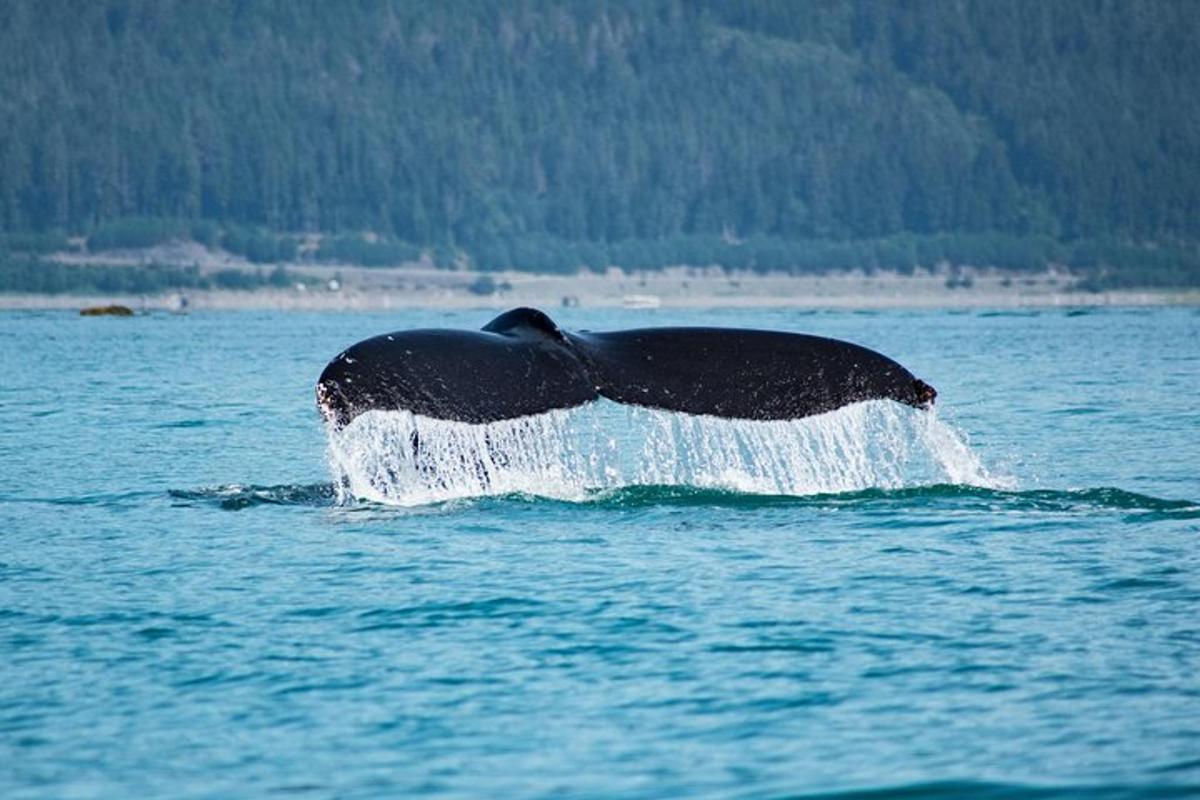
[1,268,1197,311]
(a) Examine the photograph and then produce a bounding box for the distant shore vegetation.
[0,254,300,295]
[2,2,1198,291]
[1,220,1197,294]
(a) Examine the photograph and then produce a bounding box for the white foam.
[324,400,1007,506]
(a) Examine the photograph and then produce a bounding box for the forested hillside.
[2,0,1199,282]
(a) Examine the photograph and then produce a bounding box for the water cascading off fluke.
[324,400,1002,506]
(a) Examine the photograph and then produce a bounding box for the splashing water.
[324,400,1007,506]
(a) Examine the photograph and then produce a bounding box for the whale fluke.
[317,307,936,427]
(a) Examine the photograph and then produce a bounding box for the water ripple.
[5,307,1200,799]
[165,481,1196,518]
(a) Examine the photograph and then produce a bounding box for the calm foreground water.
[1,305,1198,799]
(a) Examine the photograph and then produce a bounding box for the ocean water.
[1,305,1198,799]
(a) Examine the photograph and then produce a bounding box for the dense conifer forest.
[2,0,1198,285]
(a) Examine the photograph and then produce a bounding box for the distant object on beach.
[622,294,661,309]
[80,304,134,317]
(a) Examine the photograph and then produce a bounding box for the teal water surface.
[2,306,1199,799]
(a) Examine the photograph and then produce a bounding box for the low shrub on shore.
[316,234,420,267]
[4,221,1199,290]
[0,232,74,254]
[0,257,298,294]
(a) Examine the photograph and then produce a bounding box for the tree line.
[1,1,1198,285]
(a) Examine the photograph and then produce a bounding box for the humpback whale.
[316,307,936,428]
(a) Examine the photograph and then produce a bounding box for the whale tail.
[318,307,936,426]
[912,378,938,408]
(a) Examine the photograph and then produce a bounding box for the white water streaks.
[324,400,1005,506]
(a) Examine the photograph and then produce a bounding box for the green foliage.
[316,235,420,267]
[473,235,603,274]
[89,218,188,251]
[267,266,292,288]
[0,2,1198,288]
[221,226,297,264]
[429,245,460,271]
[466,275,497,296]
[211,268,261,290]
[465,233,1087,276]
[1067,240,1200,289]
[189,220,220,248]
[0,232,71,254]
[0,256,298,294]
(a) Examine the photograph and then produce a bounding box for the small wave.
[352,597,546,632]
[154,418,218,429]
[794,484,1197,515]
[786,780,1200,800]
[0,489,159,508]
[167,480,1195,519]
[493,484,1198,516]
[168,483,337,510]
[1051,406,1107,416]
